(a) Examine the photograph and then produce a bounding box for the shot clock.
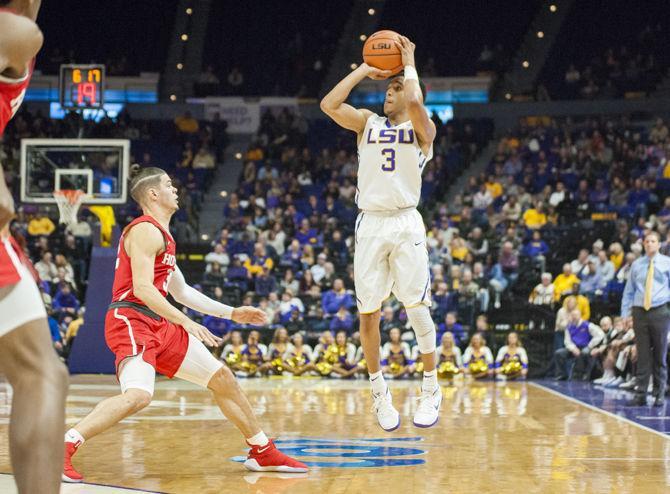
[59,64,105,110]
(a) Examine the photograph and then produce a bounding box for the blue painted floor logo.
[231,437,426,468]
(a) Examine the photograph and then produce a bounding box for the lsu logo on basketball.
[162,253,176,267]
[366,128,415,145]
[372,42,392,50]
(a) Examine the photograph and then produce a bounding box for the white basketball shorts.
[0,263,47,338]
[354,208,431,314]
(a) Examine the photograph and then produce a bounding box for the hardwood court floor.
[1,376,669,494]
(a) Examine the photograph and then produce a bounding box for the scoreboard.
[59,64,105,110]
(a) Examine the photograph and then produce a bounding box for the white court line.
[529,382,670,441]
[560,457,669,461]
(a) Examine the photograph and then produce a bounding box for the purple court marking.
[532,380,670,437]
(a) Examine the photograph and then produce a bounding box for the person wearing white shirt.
[205,243,230,273]
[310,253,328,283]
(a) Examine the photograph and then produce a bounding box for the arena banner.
[200,97,299,133]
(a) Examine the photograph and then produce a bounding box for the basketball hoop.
[53,189,87,226]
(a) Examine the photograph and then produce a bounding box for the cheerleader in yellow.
[285,333,315,376]
[260,327,294,376]
[331,331,359,378]
[381,327,412,379]
[313,331,338,377]
[436,332,463,381]
[494,331,528,380]
[220,330,245,371]
[463,333,494,379]
[238,330,267,377]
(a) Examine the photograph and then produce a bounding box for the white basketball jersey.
[356,114,433,212]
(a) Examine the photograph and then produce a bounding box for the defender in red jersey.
[0,3,69,494]
[63,165,308,483]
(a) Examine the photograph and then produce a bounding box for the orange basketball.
[363,30,403,75]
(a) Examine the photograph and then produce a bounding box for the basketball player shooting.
[320,35,441,431]
[62,166,307,482]
[0,2,70,494]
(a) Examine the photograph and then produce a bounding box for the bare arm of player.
[126,223,221,347]
[168,266,268,325]
[0,10,43,79]
[395,36,436,153]
[320,63,391,135]
[0,164,14,232]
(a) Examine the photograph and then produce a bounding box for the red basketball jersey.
[111,215,176,305]
[0,55,34,135]
[0,235,38,288]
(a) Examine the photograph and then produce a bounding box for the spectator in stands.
[281,239,303,272]
[438,312,466,347]
[489,241,519,308]
[529,273,555,330]
[279,290,305,323]
[578,260,604,301]
[35,251,58,282]
[522,201,547,230]
[192,146,216,170]
[380,306,400,336]
[205,243,230,273]
[549,181,568,208]
[330,306,354,335]
[522,230,549,272]
[53,284,80,318]
[310,252,328,283]
[555,309,604,381]
[571,249,590,278]
[244,242,274,276]
[473,183,493,211]
[225,256,249,292]
[322,279,353,316]
[280,269,300,295]
[458,269,481,327]
[27,213,56,237]
[596,250,615,284]
[255,266,277,298]
[467,227,488,261]
[174,111,199,136]
[202,262,226,291]
[553,263,580,302]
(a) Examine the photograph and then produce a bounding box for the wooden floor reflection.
[1,376,669,493]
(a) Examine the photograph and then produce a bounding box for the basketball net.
[53,189,87,226]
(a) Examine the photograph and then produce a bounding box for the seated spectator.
[463,333,494,379]
[310,252,328,283]
[549,181,568,208]
[27,213,56,237]
[192,146,215,170]
[437,312,466,347]
[552,263,580,302]
[489,241,519,308]
[299,269,317,294]
[522,201,547,230]
[330,306,354,335]
[35,251,58,282]
[174,111,199,135]
[203,262,226,291]
[280,268,300,295]
[501,195,522,223]
[53,284,80,318]
[380,306,400,336]
[243,242,274,276]
[280,239,303,272]
[570,249,591,278]
[457,270,481,327]
[431,281,457,321]
[225,257,250,292]
[467,227,488,261]
[255,266,277,297]
[205,243,230,273]
[322,279,353,316]
[522,230,549,272]
[279,290,305,323]
[284,307,306,334]
[554,309,604,381]
[578,260,604,300]
[295,218,319,246]
[596,250,615,284]
[592,317,635,387]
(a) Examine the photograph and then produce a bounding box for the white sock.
[369,370,387,396]
[422,369,438,392]
[65,428,85,445]
[247,431,269,447]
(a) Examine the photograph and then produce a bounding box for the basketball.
[363,30,403,75]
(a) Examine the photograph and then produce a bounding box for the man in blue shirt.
[621,231,670,406]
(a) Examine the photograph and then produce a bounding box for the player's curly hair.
[128,164,166,204]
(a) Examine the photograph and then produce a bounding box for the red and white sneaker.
[62,441,84,483]
[243,439,308,473]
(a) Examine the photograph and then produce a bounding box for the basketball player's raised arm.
[168,266,267,325]
[395,36,436,149]
[320,63,391,134]
[0,8,43,78]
